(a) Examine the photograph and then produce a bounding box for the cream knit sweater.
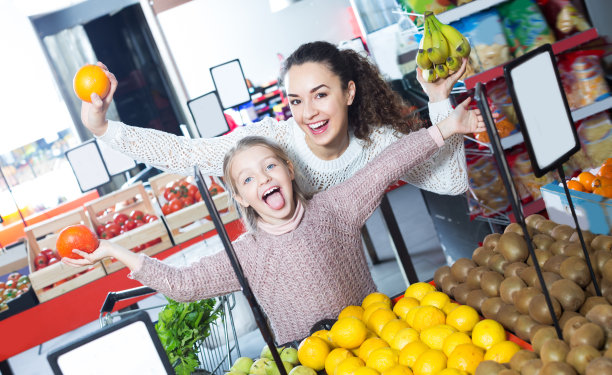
[130,128,439,344]
[99,100,467,195]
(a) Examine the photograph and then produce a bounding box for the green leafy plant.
[155,297,221,375]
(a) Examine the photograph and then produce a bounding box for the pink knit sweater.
[131,128,438,344]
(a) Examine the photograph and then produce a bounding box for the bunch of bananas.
[416,12,471,82]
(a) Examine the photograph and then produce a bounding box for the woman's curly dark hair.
[279,41,424,144]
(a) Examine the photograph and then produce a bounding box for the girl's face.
[285,62,355,160]
[230,145,296,225]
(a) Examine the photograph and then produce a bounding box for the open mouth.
[262,186,285,210]
[307,120,329,135]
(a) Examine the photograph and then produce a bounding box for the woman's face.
[285,62,355,160]
[230,145,296,225]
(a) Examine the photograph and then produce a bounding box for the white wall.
[157,0,356,99]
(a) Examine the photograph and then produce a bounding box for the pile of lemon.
[297,282,521,375]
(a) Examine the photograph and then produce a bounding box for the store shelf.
[463,28,599,90]
[509,198,545,222]
[437,0,510,24]
[501,132,524,150]
[571,96,612,122]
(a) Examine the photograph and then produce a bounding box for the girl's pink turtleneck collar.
[257,200,305,235]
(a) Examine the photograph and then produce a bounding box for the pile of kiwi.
[432,214,612,374]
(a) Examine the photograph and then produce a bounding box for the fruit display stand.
[84,182,172,274]
[24,207,106,303]
[148,172,239,245]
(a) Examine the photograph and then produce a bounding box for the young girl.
[64,98,485,345]
[83,41,469,196]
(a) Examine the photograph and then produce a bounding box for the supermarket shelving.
[437,0,510,24]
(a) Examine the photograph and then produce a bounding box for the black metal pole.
[194,167,288,375]
[475,83,563,340]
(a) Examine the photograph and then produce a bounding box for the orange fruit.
[313,329,337,349]
[442,332,472,357]
[366,347,400,373]
[380,319,410,345]
[577,172,596,192]
[392,297,419,320]
[404,283,436,301]
[390,327,419,351]
[363,302,392,324]
[73,64,110,102]
[326,348,355,375]
[359,338,390,362]
[592,176,612,190]
[593,186,612,198]
[447,343,484,374]
[381,364,413,375]
[398,341,429,368]
[340,306,365,321]
[411,349,447,375]
[483,341,520,363]
[598,164,612,178]
[368,309,399,335]
[420,324,457,351]
[335,357,365,375]
[330,317,368,349]
[362,293,392,310]
[412,306,446,333]
[445,305,479,333]
[56,224,100,259]
[420,292,450,310]
[298,336,331,371]
[353,367,380,375]
[471,320,506,350]
[567,180,585,192]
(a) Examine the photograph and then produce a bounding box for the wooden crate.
[24,207,106,303]
[149,173,239,245]
[84,182,172,274]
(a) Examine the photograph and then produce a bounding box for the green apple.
[265,360,293,375]
[227,370,246,375]
[288,366,317,375]
[250,358,270,375]
[280,348,299,366]
[260,345,284,360]
[232,357,254,374]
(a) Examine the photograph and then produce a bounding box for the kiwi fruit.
[497,232,529,263]
[514,314,539,341]
[540,361,577,375]
[551,224,575,241]
[532,326,560,354]
[480,270,504,297]
[549,279,585,312]
[540,338,570,364]
[562,242,588,258]
[566,344,601,374]
[451,283,474,305]
[520,358,543,375]
[514,287,542,315]
[498,370,520,375]
[496,303,520,330]
[441,274,459,296]
[466,289,488,312]
[591,235,612,252]
[569,230,596,244]
[543,254,569,274]
[526,213,546,228]
[529,294,562,325]
[527,249,553,268]
[519,266,539,287]
[483,232,502,251]
[434,265,451,288]
[579,296,608,316]
[499,276,526,304]
[472,247,494,267]
[466,266,489,290]
[563,316,589,344]
[510,349,538,371]
[533,233,555,251]
[585,304,612,335]
[602,258,612,283]
[559,311,582,331]
[536,220,558,235]
[504,262,528,279]
[450,258,476,283]
[488,253,510,274]
[570,322,605,349]
[593,250,612,277]
[585,281,598,298]
[605,345,612,359]
[585,357,612,375]
[534,271,562,292]
[505,222,530,236]
[560,256,591,287]
[481,297,504,320]
[475,360,507,375]
[550,240,570,255]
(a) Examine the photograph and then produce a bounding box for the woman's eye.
[243,177,253,184]
[316,92,327,99]
[266,163,275,171]
[289,99,301,105]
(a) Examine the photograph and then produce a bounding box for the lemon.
[447,343,484,374]
[331,317,369,349]
[420,291,450,310]
[412,306,446,333]
[380,319,410,345]
[404,283,436,301]
[298,336,331,371]
[313,329,337,349]
[340,305,365,321]
[445,305,479,333]
[358,338,389,362]
[437,369,468,375]
[335,357,365,375]
[363,302,392,324]
[404,306,422,328]
[366,347,399,373]
[353,367,380,375]
[368,309,399,336]
[411,349,447,375]
[326,348,355,375]
[471,320,506,350]
[484,341,520,364]
[390,327,419,351]
[398,341,429,368]
[362,292,392,310]
[443,303,460,315]
[442,332,472,357]
[392,297,419,320]
[420,324,457,351]
[381,364,414,375]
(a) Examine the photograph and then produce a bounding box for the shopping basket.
[99,286,241,374]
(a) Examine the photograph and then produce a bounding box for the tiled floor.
[5,183,452,374]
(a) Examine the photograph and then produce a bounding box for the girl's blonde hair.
[222,136,310,231]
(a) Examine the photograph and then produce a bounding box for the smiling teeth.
[308,120,327,129]
[262,187,279,199]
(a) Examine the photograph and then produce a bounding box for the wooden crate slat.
[171,208,239,244]
[34,266,106,303]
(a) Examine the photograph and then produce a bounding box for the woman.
[83,41,468,195]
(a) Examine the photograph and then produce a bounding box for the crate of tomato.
[149,173,239,245]
[24,207,106,303]
[84,182,172,274]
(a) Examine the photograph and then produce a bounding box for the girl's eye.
[243,177,253,184]
[266,163,275,171]
[289,99,301,105]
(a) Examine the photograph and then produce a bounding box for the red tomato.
[164,187,179,202]
[193,190,202,202]
[35,253,48,268]
[5,280,15,289]
[161,203,172,215]
[181,196,195,207]
[56,224,100,259]
[148,215,158,222]
[99,230,110,239]
[105,222,121,237]
[134,244,146,252]
[41,248,55,259]
[135,221,145,228]
[48,257,60,265]
[113,213,129,226]
[187,184,199,199]
[130,210,144,221]
[169,198,184,213]
[7,272,21,284]
[124,219,137,231]
[0,281,5,290]
[96,225,106,236]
